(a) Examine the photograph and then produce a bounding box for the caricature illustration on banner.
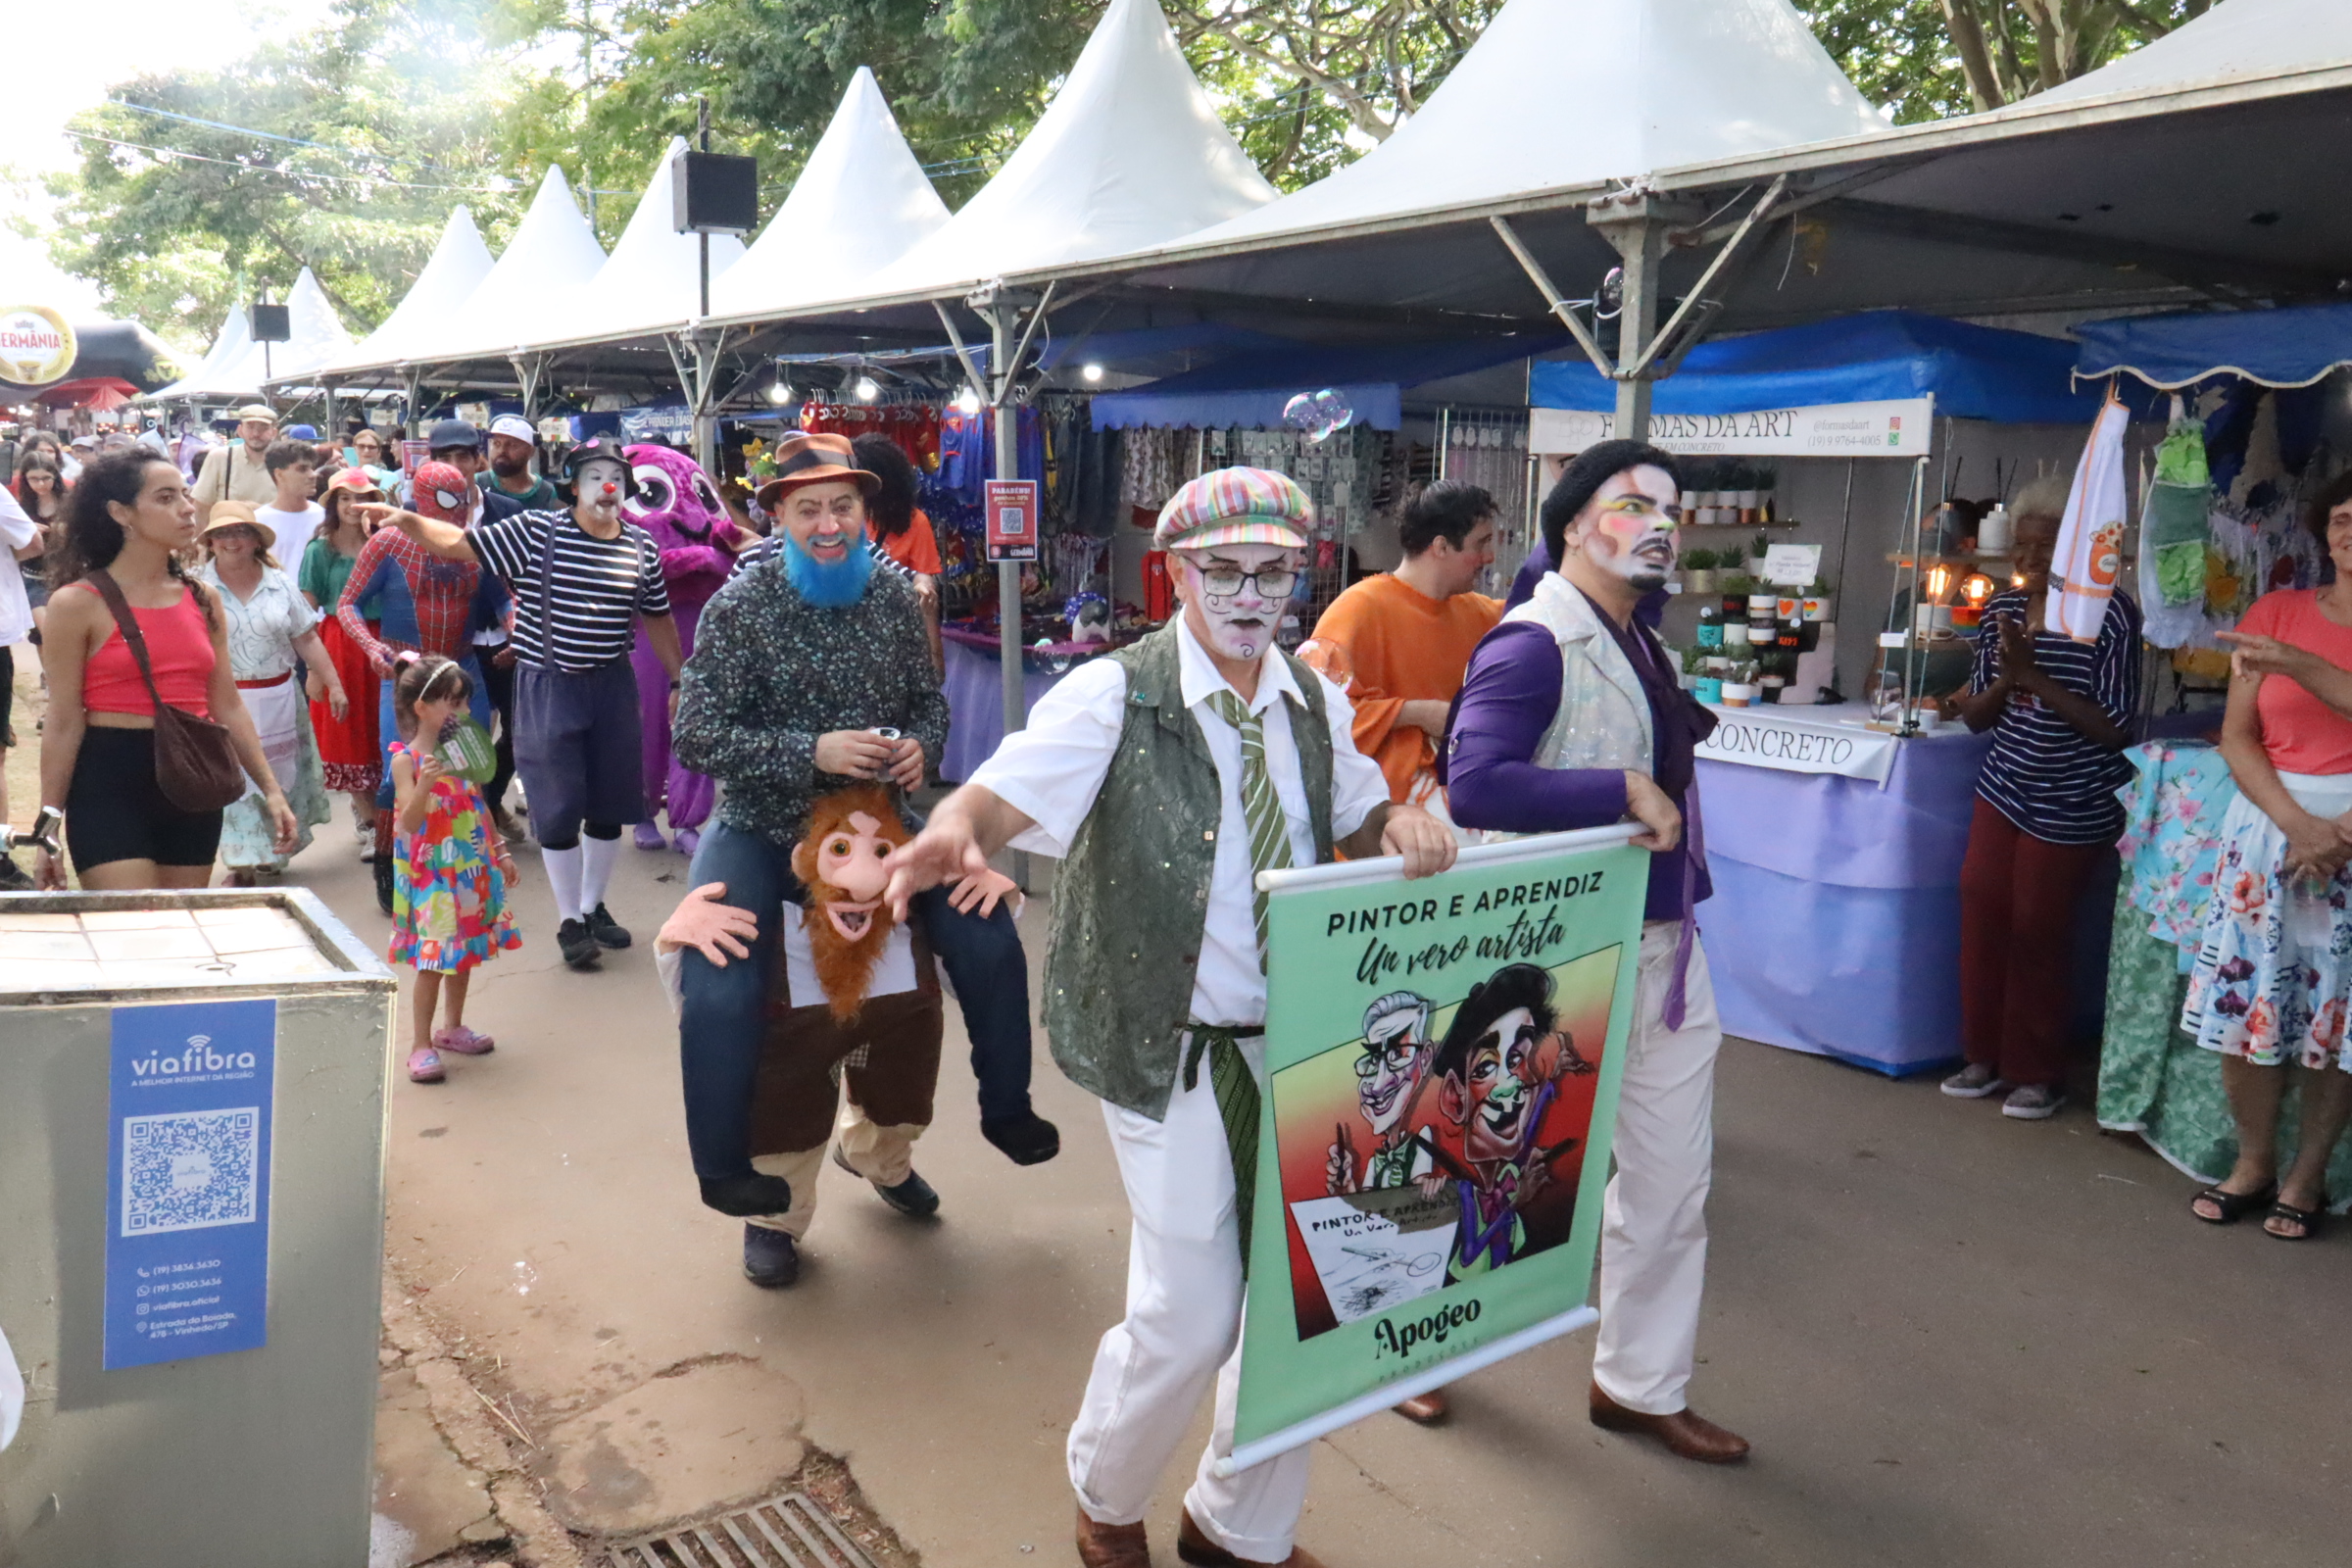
[104,999,276,1371]
[1225,827,1647,1471]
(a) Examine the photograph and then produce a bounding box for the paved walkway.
[246,819,2352,1566]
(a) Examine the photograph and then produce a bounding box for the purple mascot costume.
[624,444,744,856]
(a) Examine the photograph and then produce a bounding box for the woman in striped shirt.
[1935,477,2142,1121]
[2180,469,2352,1240]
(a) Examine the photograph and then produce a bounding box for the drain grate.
[603,1491,881,1568]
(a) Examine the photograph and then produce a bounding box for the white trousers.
[1067,1037,1311,1564]
[1592,920,1724,1415]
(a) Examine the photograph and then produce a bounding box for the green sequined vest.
[1042,621,1336,1120]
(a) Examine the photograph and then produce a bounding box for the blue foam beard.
[780,530,876,607]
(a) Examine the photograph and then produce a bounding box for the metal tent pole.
[989,305,1022,745]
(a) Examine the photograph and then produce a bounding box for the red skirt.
[313,615,382,794]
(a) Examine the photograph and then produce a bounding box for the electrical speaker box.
[248,303,291,342]
[672,150,759,235]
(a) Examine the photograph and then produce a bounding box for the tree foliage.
[1801,0,2212,122]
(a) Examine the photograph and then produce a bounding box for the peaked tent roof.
[2035,0,2351,104]
[1163,0,1888,254]
[514,138,747,353]
[832,0,1275,308]
[144,299,254,401]
[312,206,497,381]
[707,68,950,324]
[394,168,606,368]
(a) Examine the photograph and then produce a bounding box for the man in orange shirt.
[1304,480,1501,838]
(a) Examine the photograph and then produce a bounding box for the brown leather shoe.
[1075,1506,1149,1568]
[1589,1381,1750,1463]
[1395,1388,1449,1425]
[1176,1506,1330,1567]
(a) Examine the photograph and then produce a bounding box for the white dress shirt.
[0,486,36,647]
[971,616,1389,1028]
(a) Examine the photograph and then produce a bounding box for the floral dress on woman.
[388,740,521,972]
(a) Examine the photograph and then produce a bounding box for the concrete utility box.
[0,889,395,1566]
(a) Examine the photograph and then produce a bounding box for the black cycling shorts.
[66,725,226,872]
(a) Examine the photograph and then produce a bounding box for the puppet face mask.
[790,786,911,1022]
[1355,1013,1431,1138]
[1573,466,1681,592]
[1174,543,1301,663]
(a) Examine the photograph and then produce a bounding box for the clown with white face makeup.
[1446,440,1750,1467]
[882,466,1456,1568]
[369,434,685,971]
[1326,991,1437,1196]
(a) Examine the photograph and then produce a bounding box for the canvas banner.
[1226,827,1646,1472]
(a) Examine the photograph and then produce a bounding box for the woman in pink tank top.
[31,451,296,891]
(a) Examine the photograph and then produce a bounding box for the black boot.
[741,1225,800,1288]
[372,851,396,916]
[699,1172,795,1216]
[833,1148,940,1218]
[983,1110,1061,1166]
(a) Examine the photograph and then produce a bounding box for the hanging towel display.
[2049,397,2131,642]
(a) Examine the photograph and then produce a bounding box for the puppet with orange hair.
[655,784,1017,1288]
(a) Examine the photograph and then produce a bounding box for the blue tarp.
[1091,334,1563,430]
[1531,311,2106,425]
[2075,302,2352,390]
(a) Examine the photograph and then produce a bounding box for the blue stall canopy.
[2074,302,2352,390]
[1091,333,1562,430]
[1531,311,2107,425]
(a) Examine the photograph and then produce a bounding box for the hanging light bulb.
[765,379,793,406]
[1925,563,1953,604]
[955,386,981,415]
[1081,362,1104,383]
[854,375,879,402]
[1962,571,1995,608]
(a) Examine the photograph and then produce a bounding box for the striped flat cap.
[1152,466,1313,552]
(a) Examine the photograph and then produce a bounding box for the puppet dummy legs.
[744,992,941,1240]
[679,821,1037,1180]
[1067,1040,1311,1565]
[1592,922,1723,1416]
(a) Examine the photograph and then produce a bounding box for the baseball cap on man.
[411,461,474,522]
[1152,466,1313,553]
[488,415,537,444]
[426,418,482,453]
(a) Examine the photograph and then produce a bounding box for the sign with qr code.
[105,999,276,1370]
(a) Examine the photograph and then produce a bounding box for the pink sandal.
[432,1025,496,1056]
[407,1047,445,1083]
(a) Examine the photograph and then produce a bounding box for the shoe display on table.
[1939,1062,2011,1100]
[2001,1083,2066,1120]
[741,1224,800,1288]
[556,917,603,969]
[407,1047,445,1084]
[586,903,632,949]
[833,1147,940,1218]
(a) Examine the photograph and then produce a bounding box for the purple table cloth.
[1696,726,2114,1076]
[940,636,1091,782]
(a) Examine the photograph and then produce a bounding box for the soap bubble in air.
[1282,388,1355,445]
[512,1260,539,1297]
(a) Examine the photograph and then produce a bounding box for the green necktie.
[1208,688,1296,966]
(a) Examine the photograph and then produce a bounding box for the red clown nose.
[601,481,617,495]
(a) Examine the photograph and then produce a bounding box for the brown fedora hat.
[755,431,880,510]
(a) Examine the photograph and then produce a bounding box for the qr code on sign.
[122,1108,261,1236]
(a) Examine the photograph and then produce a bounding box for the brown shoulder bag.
[85,568,249,813]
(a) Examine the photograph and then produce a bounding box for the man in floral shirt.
[672,433,1057,1238]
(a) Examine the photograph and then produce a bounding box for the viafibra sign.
[0,305,77,388]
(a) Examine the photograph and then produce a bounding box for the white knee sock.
[541,844,585,924]
[580,832,620,913]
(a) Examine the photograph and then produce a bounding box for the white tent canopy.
[381,169,606,369]
[829,0,1274,309]
[146,268,351,400]
[514,137,745,353]
[2035,0,2350,103]
[706,68,949,325]
[144,300,253,402]
[312,206,497,382]
[1162,0,1888,255]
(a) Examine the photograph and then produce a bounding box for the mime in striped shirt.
[368,436,683,970]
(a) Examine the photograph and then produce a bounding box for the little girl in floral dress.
[388,654,522,1083]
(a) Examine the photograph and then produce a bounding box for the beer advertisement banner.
[1229,829,1647,1468]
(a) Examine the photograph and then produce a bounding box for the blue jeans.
[677,819,1036,1178]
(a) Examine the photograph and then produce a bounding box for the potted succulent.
[1682,548,1718,593]
[1718,568,1755,598]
